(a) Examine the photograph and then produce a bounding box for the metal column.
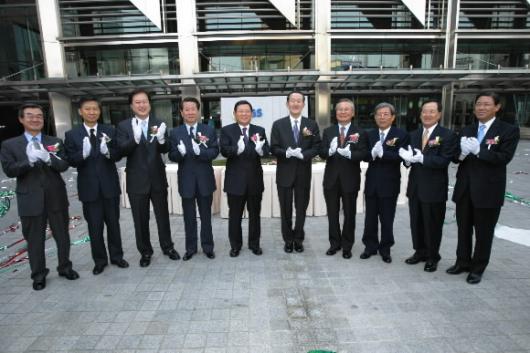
[442,0,460,128]
[176,0,201,101]
[314,0,331,129]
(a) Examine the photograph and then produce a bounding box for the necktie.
[339,126,345,146]
[380,131,385,145]
[293,120,299,144]
[89,128,97,154]
[189,126,194,139]
[242,127,249,144]
[421,128,429,149]
[31,136,39,149]
[477,124,486,143]
[141,120,147,139]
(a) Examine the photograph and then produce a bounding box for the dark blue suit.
[64,123,124,266]
[168,123,219,254]
[452,119,519,274]
[220,123,270,251]
[407,124,457,263]
[362,126,409,256]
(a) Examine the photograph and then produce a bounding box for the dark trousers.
[323,184,357,252]
[82,196,124,266]
[277,185,310,244]
[227,193,262,251]
[408,196,446,262]
[362,194,398,256]
[455,192,501,274]
[182,195,214,254]
[128,191,173,256]
[20,208,72,281]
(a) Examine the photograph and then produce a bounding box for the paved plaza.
[0,142,529,353]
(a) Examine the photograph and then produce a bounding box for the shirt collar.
[24,132,41,143]
[84,123,98,135]
[423,123,438,135]
[338,122,351,132]
[379,126,391,136]
[239,124,250,133]
[479,117,496,130]
[289,115,302,126]
[135,116,149,125]
[186,123,198,134]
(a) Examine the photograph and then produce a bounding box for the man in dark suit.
[399,100,457,272]
[361,102,409,263]
[220,100,270,257]
[0,103,79,290]
[448,92,520,284]
[116,89,180,267]
[64,97,129,275]
[168,97,219,261]
[270,91,321,253]
[320,99,369,259]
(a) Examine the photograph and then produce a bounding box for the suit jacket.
[0,134,69,217]
[64,124,121,203]
[168,123,219,198]
[364,126,409,198]
[319,124,369,193]
[116,116,169,195]
[270,116,321,188]
[406,125,457,203]
[452,119,520,208]
[220,123,270,196]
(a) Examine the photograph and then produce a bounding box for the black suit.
[319,124,368,251]
[116,117,174,257]
[363,126,409,256]
[452,119,519,274]
[64,124,124,267]
[0,134,73,281]
[406,125,457,262]
[220,123,270,251]
[270,116,321,244]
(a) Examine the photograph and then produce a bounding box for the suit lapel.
[481,119,500,145]
[283,117,296,146]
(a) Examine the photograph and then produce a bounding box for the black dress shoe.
[111,259,129,268]
[59,269,80,280]
[359,251,375,260]
[466,272,482,284]
[229,249,240,257]
[405,254,427,265]
[284,242,293,253]
[294,243,304,253]
[182,252,195,261]
[381,255,392,263]
[139,255,151,267]
[446,264,470,275]
[326,248,340,256]
[250,248,263,256]
[424,261,438,272]
[205,251,215,259]
[342,250,352,259]
[163,248,181,260]
[92,264,106,275]
[32,279,46,291]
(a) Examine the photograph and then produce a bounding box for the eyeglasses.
[23,113,44,120]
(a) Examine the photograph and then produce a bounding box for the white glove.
[99,137,109,157]
[34,143,51,164]
[82,136,91,159]
[292,147,304,160]
[411,148,424,164]
[156,122,166,144]
[467,137,480,155]
[177,140,186,156]
[26,142,39,165]
[286,147,294,158]
[371,141,384,159]
[328,137,338,156]
[237,135,245,155]
[191,138,201,155]
[399,145,414,163]
[254,136,266,156]
[337,146,351,159]
[460,137,470,156]
[132,120,142,144]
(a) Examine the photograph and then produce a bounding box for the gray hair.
[373,102,396,116]
[336,98,355,111]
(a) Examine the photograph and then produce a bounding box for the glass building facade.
[0,0,529,140]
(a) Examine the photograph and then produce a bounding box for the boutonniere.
[302,127,313,137]
[427,136,442,147]
[45,142,60,153]
[486,136,500,150]
[251,133,260,142]
[385,137,399,146]
[149,126,159,143]
[347,133,360,144]
[100,132,111,144]
[194,132,209,147]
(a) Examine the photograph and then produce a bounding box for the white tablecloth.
[119,162,409,217]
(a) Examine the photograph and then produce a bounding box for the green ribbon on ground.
[505,192,530,207]
[0,190,15,218]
